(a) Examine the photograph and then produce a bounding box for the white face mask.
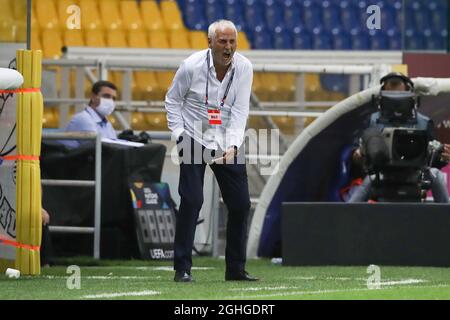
[96,98,115,117]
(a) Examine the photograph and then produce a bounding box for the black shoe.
[225,270,259,281]
[174,270,193,282]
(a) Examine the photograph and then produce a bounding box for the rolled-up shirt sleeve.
[165,61,191,140]
[227,60,253,149]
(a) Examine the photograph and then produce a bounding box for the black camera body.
[360,90,443,202]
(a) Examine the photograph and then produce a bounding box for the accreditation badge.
[207,107,222,125]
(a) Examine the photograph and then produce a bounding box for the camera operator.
[348,72,450,203]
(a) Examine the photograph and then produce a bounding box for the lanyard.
[205,50,235,108]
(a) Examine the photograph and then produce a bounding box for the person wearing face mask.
[165,20,257,283]
[63,81,118,148]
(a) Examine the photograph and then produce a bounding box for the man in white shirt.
[64,81,118,148]
[165,20,258,282]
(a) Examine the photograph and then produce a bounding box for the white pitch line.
[287,276,366,281]
[82,290,161,299]
[287,276,424,283]
[379,279,426,286]
[36,275,162,280]
[228,280,425,294]
[134,266,215,271]
[225,284,449,299]
[229,286,301,292]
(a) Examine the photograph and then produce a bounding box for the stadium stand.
[26,0,449,130]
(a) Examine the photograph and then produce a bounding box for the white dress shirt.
[165,49,253,150]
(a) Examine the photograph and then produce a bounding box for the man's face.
[209,27,237,68]
[91,86,117,108]
[384,81,407,91]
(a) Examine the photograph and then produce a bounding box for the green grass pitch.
[1,257,449,300]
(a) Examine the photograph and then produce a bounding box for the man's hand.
[352,147,363,166]
[42,208,50,226]
[441,143,450,162]
[213,146,237,164]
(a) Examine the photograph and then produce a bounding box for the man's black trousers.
[174,134,251,273]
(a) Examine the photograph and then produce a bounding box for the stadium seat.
[351,31,370,50]
[302,0,322,31]
[30,28,42,51]
[427,0,448,11]
[146,111,168,131]
[264,0,285,32]
[85,29,106,47]
[13,0,27,21]
[107,29,127,48]
[128,29,148,48]
[283,0,303,30]
[99,0,122,31]
[430,11,448,33]
[107,114,121,130]
[149,30,170,48]
[30,4,39,31]
[251,73,265,100]
[120,0,144,31]
[380,4,398,31]
[0,15,15,42]
[237,31,251,50]
[205,0,225,26]
[305,73,321,94]
[405,31,425,50]
[13,20,27,43]
[42,107,59,128]
[321,1,341,32]
[414,11,432,33]
[169,30,190,48]
[312,30,333,50]
[64,29,84,47]
[127,29,163,101]
[278,73,296,101]
[41,29,63,58]
[260,73,283,101]
[148,29,176,106]
[369,31,389,50]
[339,1,356,32]
[292,28,313,49]
[79,0,103,30]
[272,28,292,49]
[223,0,246,31]
[333,32,352,50]
[388,30,402,50]
[320,74,349,94]
[244,0,266,32]
[425,34,446,51]
[252,28,273,49]
[189,30,208,49]
[183,0,208,31]
[105,29,138,107]
[36,0,60,30]
[160,0,185,31]
[140,0,164,32]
